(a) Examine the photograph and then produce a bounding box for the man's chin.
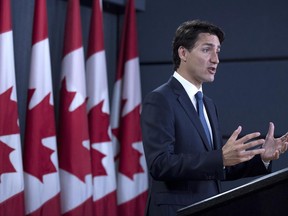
[205,76,215,83]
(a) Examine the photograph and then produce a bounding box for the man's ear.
[178,46,187,62]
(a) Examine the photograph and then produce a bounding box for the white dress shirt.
[173,71,213,143]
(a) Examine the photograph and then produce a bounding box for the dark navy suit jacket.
[141,76,269,216]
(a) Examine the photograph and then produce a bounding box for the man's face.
[179,33,221,88]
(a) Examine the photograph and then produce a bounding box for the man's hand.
[222,126,265,167]
[261,122,288,162]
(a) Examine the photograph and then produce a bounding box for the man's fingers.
[236,148,265,164]
[280,132,288,142]
[238,132,261,144]
[266,122,275,139]
[243,148,265,159]
[238,139,265,152]
[280,142,288,153]
[274,151,280,160]
[228,126,242,142]
[284,143,288,151]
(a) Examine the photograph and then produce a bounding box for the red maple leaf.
[58,79,92,182]
[88,100,109,177]
[91,148,107,177]
[112,101,144,180]
[24,89,57,182]
[0,87,19,181]
[0,87,19,136]
[0,141,16,182]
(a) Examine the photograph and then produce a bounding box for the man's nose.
[211,52,219,64]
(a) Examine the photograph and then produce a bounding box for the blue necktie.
[195,91,212,147]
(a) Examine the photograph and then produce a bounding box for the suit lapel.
[169,77,213,150]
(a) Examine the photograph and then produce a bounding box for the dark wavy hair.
[172,20,225,71]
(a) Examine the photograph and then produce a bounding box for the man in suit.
[140,20,288,216]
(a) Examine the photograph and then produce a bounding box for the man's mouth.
[207,67,216,74]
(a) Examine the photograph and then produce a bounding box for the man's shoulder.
[149,77,179,97]
[143,77,177,103]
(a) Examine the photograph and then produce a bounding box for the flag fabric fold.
[111,0,148,215]
[23,0,61,215]
[58,0,93,215]
[0,0,25,215]
[86,0,118,215]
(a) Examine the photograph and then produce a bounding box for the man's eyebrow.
[202,43,221,49]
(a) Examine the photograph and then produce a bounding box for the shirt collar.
[173,71,203,101]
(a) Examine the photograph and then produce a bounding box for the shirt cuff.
[262,160,270,169]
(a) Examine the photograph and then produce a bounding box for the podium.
[177,168,288,216]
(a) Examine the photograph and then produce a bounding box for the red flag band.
[0,0,25,215]
[23,0,61,215]
[86,0,118,215]
[58,0,93,215]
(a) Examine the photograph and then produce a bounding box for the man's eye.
[203,48,209,53]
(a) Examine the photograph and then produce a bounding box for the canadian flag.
[58,0,93,215]
[110,0,148,215]
[0,0,25,215]
[23,0,61,215]
[86,0,118,215]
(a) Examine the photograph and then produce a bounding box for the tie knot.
[195,91,203,101]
